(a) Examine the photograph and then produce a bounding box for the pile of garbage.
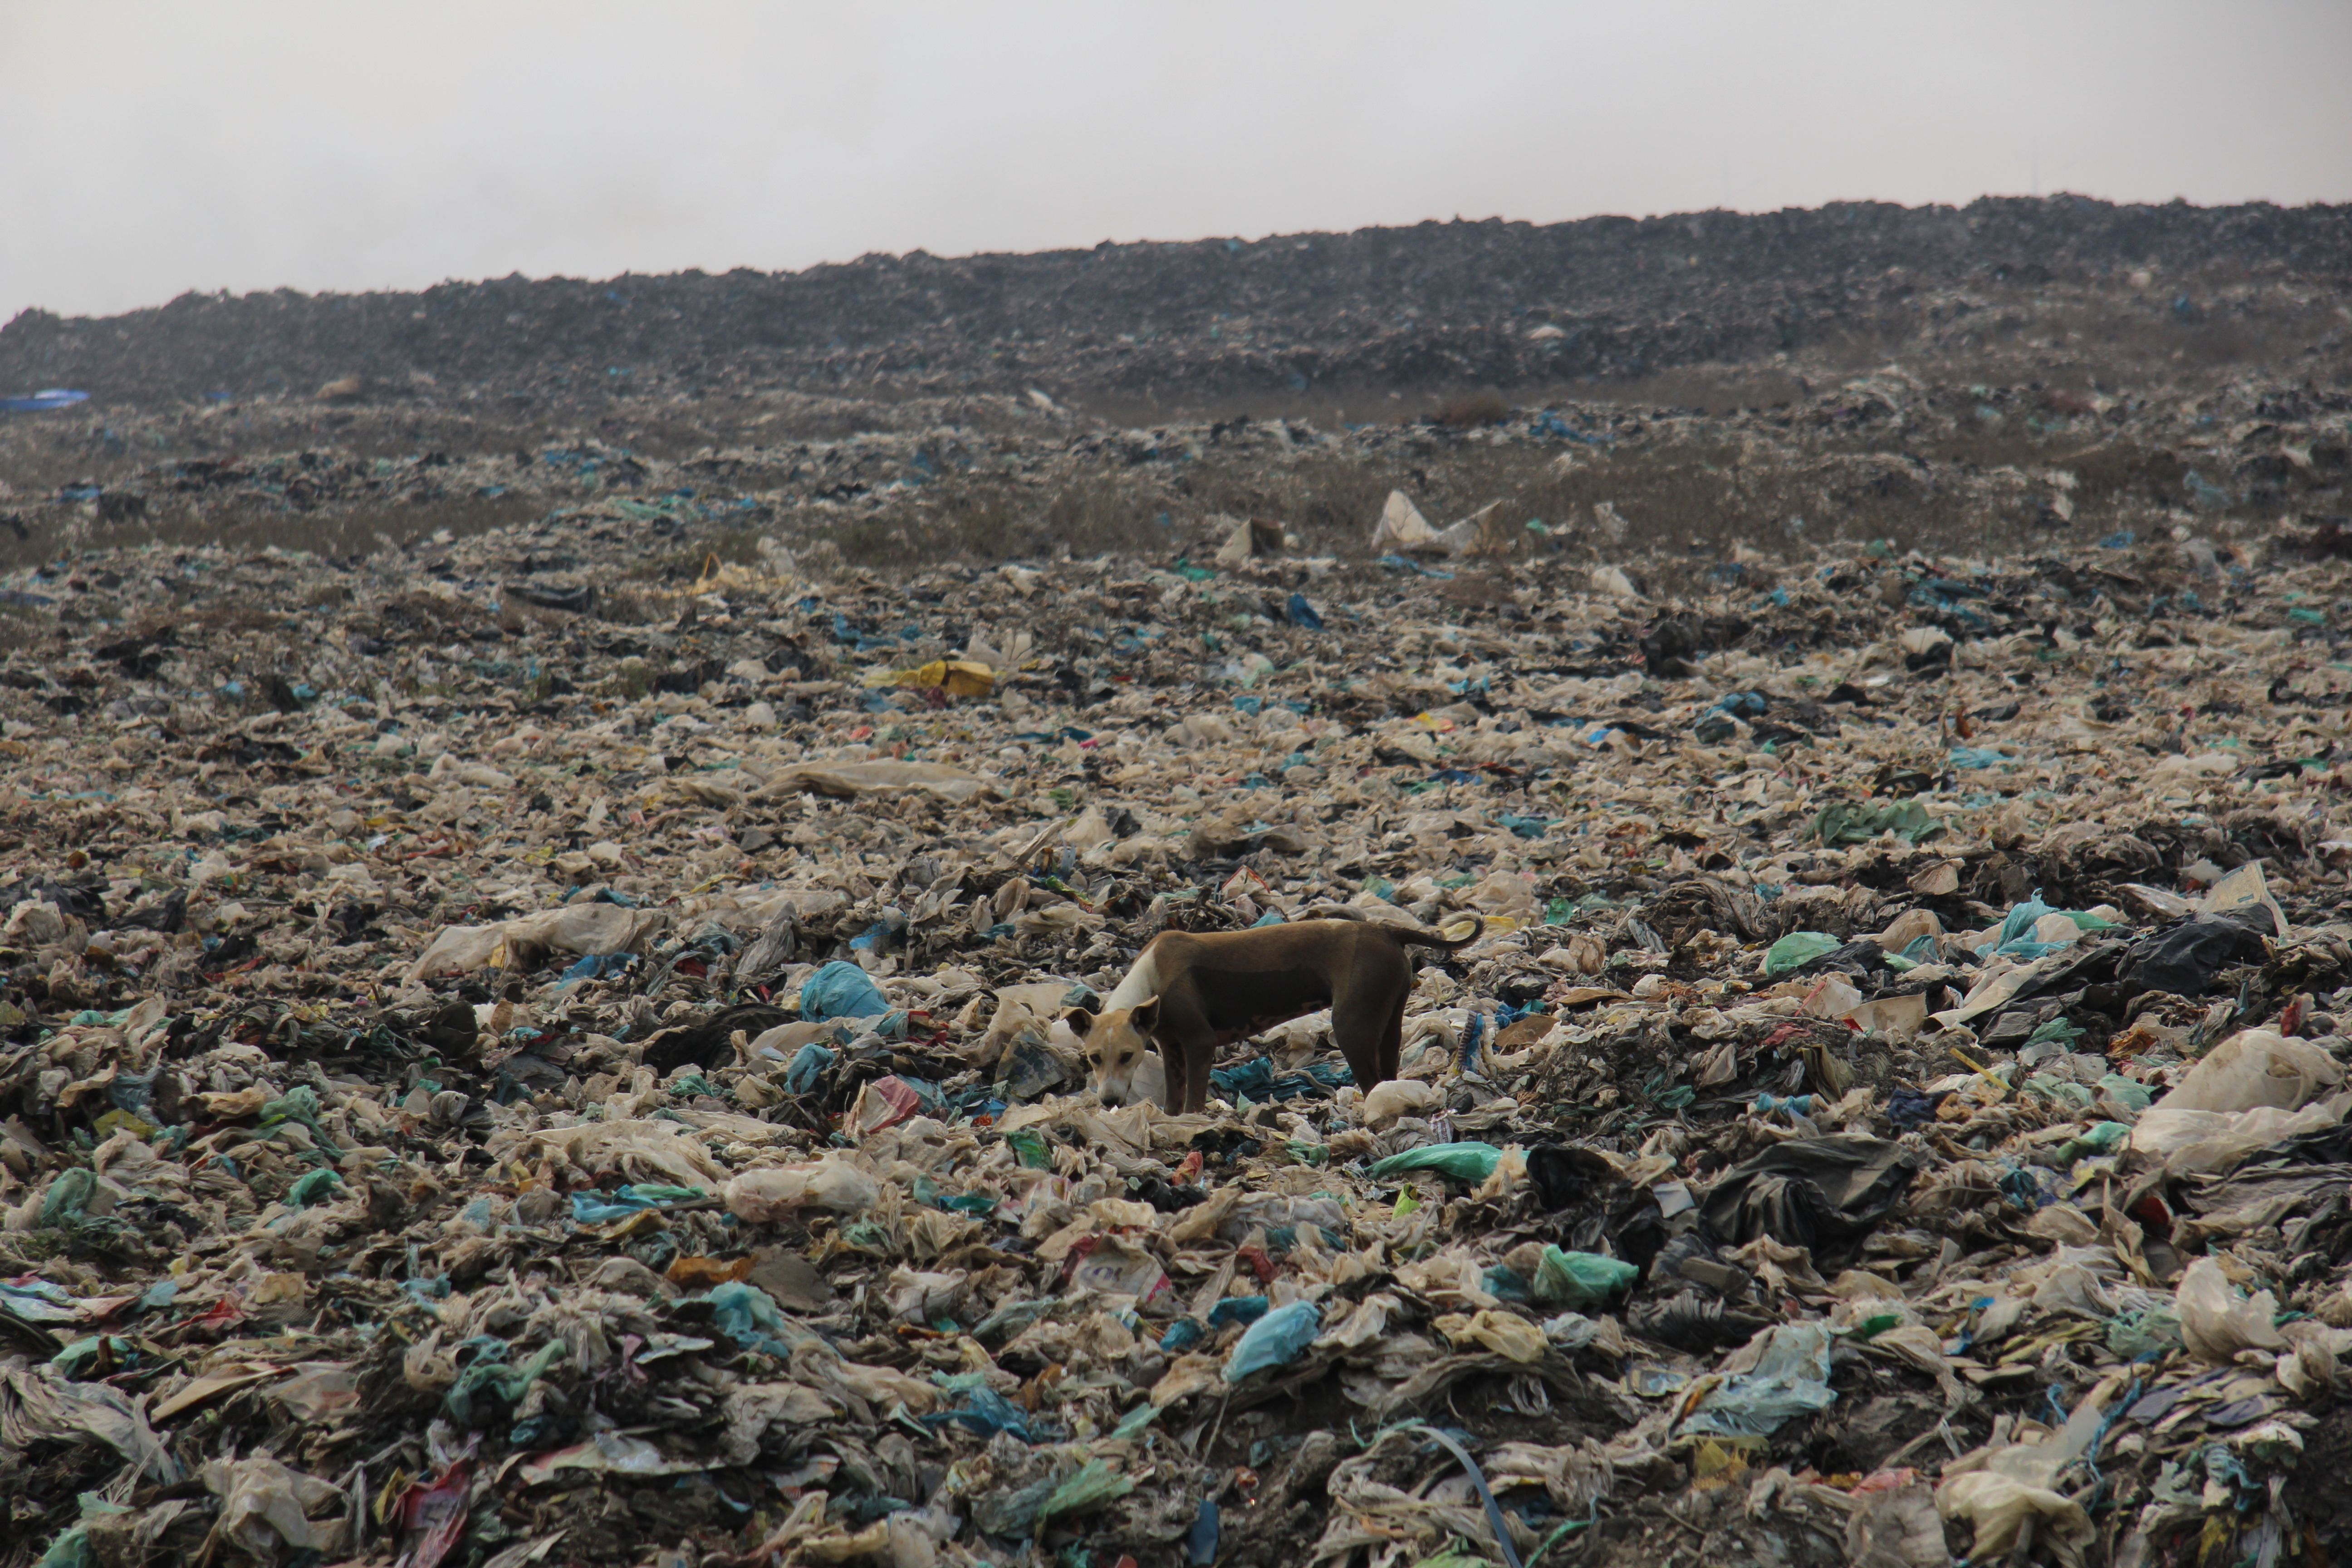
[6,362,2347,599]
[5,497,2352,1568]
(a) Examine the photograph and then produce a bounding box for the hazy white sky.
[3,0,2348,324]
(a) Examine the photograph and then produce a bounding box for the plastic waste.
[1934,1386,2113,1565]
[2153,1027,2341,1113]
[2129,1029,2351,1174]
[862,658,995,698]
[1763,931,1840,976]
[1370,490,1442,552]
[2175,1256,2288,1364]
[797,960,890,1021]
[723,1156,880,1220]
[1225,1300,1321,1380]
[1811,800,1941,846]
[0,388,90,412]
[1035,1458,1136,1527]
[2118,906,2274,997]
[204,1454,346,1560]
[1529,1247,1638,1308]
[764,759,1000,804]
[1845,1479,1952,1568]
[1367,1142,1503,1183]
[1676,1323,1837,1439]
[1699,1135,1918,1250]
[1186,1498,1221,1565]
[1358,1078,1444,1122]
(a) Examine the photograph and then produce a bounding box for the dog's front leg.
[1156,1031,1189,1115]
[1181,1034,1219,1114]
[1160,1029,1217,1115]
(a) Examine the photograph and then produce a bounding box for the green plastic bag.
[1368,1142,1502,1184]
[38,1168,96,1227]
[1530,1246,1637,1308]
[287,1168,343,1208]
[1764,932,1840,977]
[2061,1121,2133,1162]
[1036,1458,1137,1529]
[1811,799,1942,846]
[2107,1303,2184,1359]
[260,1085,342,1150]
[912,1175,998,1216]
[2024,1015,2086,1047]
[2097,1076,2154,1112]
[445,1339,567,1426]
[1005,1130,1055,1170]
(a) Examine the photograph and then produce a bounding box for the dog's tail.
[1392,915,1489,953]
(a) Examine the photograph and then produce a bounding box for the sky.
[3,0,2349,324]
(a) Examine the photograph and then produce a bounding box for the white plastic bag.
[2132,1098,2347,1176]
[1847,1480,1952,1568]
[886,1267,970,1325]
[2175,1255,2287,1364]
[724,1154,879,1221]
[1936,1394,2110,1566]
[203,1455,345,1559]
[2161,1028,2341,1113]
[1358,1078,1443,1124]
[1369,490,1441,552]
[2129,1029,2349,1175]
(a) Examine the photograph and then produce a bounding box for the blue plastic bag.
[1187,1499,1221,1565]
[799,960,888,1021]
[1975,888,2107,964]
[558,951,636,985]
[925,1384,1057,1443]
[1207,1295,1270,1329]
[705,1280,808,1358]
[1209,1057,1352,1102]
[1368,1142,1502,1183]
[1224,1299,1320,1380]
[569,1184,705,1225]
[1160,1318,1205,1354]
[784,1042,835,1093]
[0,389,88,413]
[1676,1322,1836,1440]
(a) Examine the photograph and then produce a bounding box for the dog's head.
[1065,999,1160,1107]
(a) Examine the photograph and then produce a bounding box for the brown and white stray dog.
[1068,916,1487,1112]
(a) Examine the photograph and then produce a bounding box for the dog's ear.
[1059,1005,1097,1037]
[1129,997,1161,1032]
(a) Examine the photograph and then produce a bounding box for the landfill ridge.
[3,194,2349,418]
[5,477,2352,1567]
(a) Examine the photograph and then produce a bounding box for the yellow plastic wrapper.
[860,659,995,697]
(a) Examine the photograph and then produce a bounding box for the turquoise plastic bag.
[1224,1299,1321,1379]
[799,960,888,1021]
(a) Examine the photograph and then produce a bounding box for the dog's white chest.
[1102,951,1161,1011]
